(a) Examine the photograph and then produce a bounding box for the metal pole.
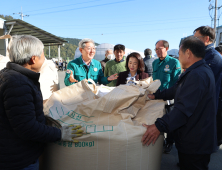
[58,45,60,62]
[214,0,217,33]
[21,7,23,20]
[49,44,50,58]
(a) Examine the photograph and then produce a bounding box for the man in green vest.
[152,40,181,153]
[104,44,127,87]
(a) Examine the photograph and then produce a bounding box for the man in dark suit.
[142,36,217,170]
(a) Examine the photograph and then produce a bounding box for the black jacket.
[0,62,61,170]
[143,55,155,77]
[154,60,217,154]
[100,58,109,73]
[204,43,222,110]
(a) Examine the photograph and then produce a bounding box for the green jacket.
[64,56,109,86]
[152,55,181,90]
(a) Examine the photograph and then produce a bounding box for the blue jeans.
[21,159,39,170]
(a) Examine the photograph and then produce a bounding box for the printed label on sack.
[54,141,95,148]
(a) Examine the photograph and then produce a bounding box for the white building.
[74,43,145,61]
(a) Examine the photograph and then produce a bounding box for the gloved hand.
[60,125,83,143]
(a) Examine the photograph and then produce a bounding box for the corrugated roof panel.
[5,19,67,46]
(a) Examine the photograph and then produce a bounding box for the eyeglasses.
[193,35,205,39]
[84,47,96,51]
[154,47,165,51]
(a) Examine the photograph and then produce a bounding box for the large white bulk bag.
[0,55,10,70]
[42,78,165,170]
[39,59,59,103]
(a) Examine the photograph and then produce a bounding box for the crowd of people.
[0,25,222,170]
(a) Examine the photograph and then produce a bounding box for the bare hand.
[141,124,160,146]
[108,73,118,81]
[148,94,155,100]
[69,70,78,83]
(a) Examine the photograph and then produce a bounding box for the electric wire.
[24,0,102,13]
[30,0,134,16]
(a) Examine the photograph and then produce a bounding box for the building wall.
[0,29,6,56]
[216,27,222,46]
[0,19,6,56]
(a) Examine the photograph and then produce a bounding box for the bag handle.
[83,79,97,94]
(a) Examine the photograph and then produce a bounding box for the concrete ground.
[58,71,222,170]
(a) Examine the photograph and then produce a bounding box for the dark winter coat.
[0,62,61,170]
[154,59,217,154]
[100,58,110,73]
[143,55,155,77]
[204,43,222,110]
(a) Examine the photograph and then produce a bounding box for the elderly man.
[153,40,181,90]
[142,36,217,170]
[104,44,127,87]
[194,26,222,146]
[0,35,83,169]
[153,40,181,153]
[64,38,117,86]
[100,49,113,72]
[143,48,154,77]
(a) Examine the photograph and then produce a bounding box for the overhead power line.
[72,26,196,37]
[24,0,102,13]
[41,16,210,28]
[30,0,134,16]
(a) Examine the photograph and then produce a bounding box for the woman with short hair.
[116,52,149,86]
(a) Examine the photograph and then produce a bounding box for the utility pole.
[214,0,217,33]
[49,44,50,59]
[13,6,29,20]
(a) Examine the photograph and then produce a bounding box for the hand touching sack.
[60,125,84,143]
[67,70,78,83]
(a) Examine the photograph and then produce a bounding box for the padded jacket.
[154,60,217,154]
[204,43,222,110]
[0,62,61,170]
[143,55,155,77]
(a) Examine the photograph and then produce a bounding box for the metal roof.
[4,19,67,46]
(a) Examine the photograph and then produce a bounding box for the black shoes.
[163,142,173,153]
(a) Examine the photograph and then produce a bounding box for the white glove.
[60,125,83,143]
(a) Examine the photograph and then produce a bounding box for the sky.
[1,0,221,54]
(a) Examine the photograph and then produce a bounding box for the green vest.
[152,55,181,90]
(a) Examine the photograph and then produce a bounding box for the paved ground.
[58,71,222,170]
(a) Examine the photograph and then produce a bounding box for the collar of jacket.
[145,55,152,59]
[6,62,40,82]
[177,59,205,82]
[114,56,125,63]
[77,56,95,67]
[103,58,110,62]
[205,43,214,51]
[159,54,170,63]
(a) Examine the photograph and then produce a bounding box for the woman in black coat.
[116,52,149,86]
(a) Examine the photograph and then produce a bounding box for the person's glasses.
[193,35,205,39]
[84,47,96,51]
[154,47,165,51]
